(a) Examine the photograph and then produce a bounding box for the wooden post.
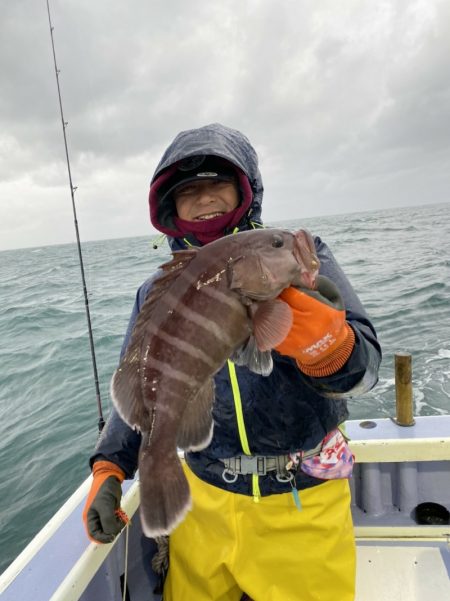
[394,352,415,426]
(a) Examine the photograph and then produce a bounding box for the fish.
[110,228,320,537]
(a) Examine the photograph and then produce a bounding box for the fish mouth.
[194,212,225,221]
[292,229,320,289]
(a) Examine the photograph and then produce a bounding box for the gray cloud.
[1,0,449,249]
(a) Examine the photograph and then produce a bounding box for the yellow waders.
[163,464,355,601]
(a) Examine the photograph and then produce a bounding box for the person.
[83,123,381,600]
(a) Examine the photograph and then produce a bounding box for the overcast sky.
[1,0,449,251]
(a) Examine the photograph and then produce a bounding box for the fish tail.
[139,445,191,537]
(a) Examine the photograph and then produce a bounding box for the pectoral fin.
[250,299,293,351]
[228,299,292,376]
[230,337,274,376]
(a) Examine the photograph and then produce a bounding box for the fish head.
[228,228,319,300]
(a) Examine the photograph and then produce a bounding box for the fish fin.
[139,435,191,537]
[177,379,215,451]
[160,249,199,273]
[111,249,200,427]
[131,249,199,332]
[230,337,274,376]
[251,299,293,351]
[229,298,292,376]
[110,355,152,431]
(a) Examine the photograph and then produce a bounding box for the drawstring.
[249,220,264,229]
[151,233,167,249]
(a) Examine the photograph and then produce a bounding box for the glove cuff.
[296,323,355,377]
[92,460,126,483]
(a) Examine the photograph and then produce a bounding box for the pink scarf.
[173,209,240,244]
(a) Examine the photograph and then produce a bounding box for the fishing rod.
[46,0,105,432]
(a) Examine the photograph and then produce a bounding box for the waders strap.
[227,360,260,501]
[252,474,261,502]
[227,360,251,455]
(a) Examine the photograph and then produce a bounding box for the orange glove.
[275,276,355,377]
[82,460,129,544]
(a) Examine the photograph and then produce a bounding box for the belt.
[219,440,323,483]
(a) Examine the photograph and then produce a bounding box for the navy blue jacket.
[91,124,381,496]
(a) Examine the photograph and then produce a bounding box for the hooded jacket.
[92,123,381,496]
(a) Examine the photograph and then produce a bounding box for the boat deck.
[356,540,450,600]
[1,416,449,600]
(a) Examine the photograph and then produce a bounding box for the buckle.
[221,455,269,479]
[239,455,267,476]
[222,469,239,484]
[221,455,295,483]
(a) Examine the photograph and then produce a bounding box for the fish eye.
[271,234,284,248]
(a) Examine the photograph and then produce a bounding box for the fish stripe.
[159,291,235,347]
[140,321,217,368]
[192,280,241,307]
[176,265,240,308]
[147,356,201,387]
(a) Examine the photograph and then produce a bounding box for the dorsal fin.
[137,249,199,323]
[160,249,199,273]
[111,248,199,430]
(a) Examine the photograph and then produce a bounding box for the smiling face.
[174,180,239,221]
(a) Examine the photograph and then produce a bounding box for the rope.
[152,535,169,574]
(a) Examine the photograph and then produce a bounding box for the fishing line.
[46,0,105,432]
[122,523,130,601]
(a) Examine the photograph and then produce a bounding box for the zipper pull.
[290,479,302,511]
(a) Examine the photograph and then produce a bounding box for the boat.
[1,353,449,600]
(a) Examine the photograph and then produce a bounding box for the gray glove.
[82,461,128,543]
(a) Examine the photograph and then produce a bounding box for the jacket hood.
[148,123,264,248]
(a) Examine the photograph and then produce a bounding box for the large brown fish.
[111,228,320,536]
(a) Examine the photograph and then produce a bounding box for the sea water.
[0,202,449,573]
